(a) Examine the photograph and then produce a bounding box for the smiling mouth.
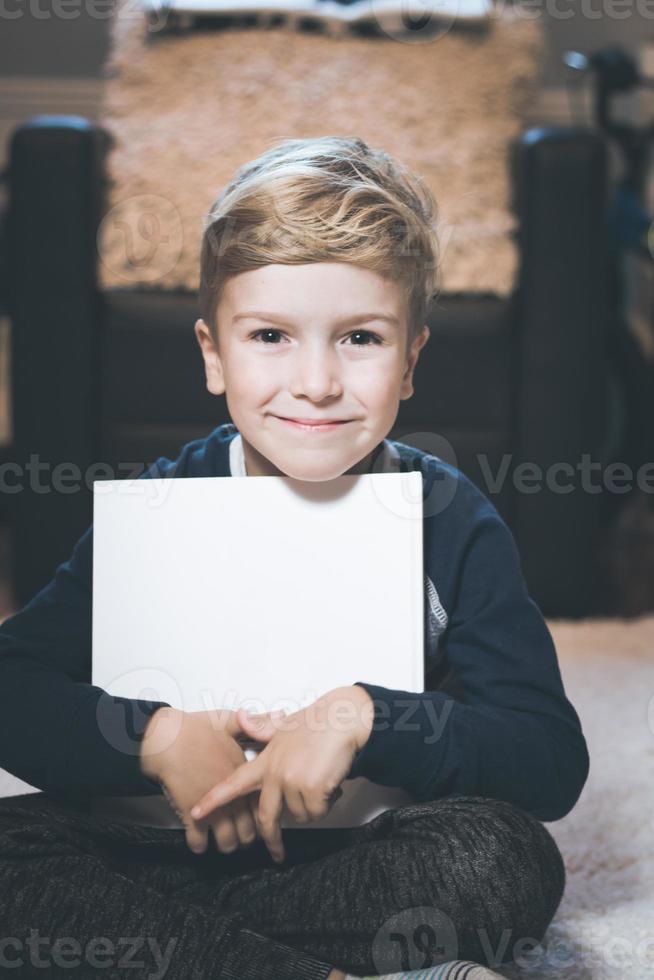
[274,416,352,432]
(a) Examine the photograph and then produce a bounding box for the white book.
[91,470,424,829]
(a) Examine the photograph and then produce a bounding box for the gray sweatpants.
[0,791,565,979]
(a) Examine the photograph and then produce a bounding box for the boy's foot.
[351,962,507,979]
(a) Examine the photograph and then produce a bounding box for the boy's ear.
[400,324,430,401]
[194,317,226,396]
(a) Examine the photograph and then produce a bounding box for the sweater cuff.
[347,681,451,797]
[56,688,172,800]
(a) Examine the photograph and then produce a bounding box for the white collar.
[229,431,248,477]
[229,431,401,477]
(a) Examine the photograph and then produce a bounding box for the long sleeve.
[0,451,201,805]
[347,462,590,823]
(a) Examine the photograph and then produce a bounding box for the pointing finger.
[191,758,262,820]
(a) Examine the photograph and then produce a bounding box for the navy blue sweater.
[0,423,589,822]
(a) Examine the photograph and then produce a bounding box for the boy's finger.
[248,792,261,832]
[232,798,258,846]
[185,822,209,855]
[235,708,286,744]
[286,785,310,824]
[257,779,284,863]
[220,707,283,740]
[210,811,241,854]
[190,761,260,819]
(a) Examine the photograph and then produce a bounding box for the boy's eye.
[251,328,285,344]
[347,330,383,346]
[250,328,382,346]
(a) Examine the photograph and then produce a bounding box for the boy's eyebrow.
[232,311,400,328]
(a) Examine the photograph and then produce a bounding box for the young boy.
[0,135,588,980]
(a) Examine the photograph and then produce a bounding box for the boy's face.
[194,262,429,481]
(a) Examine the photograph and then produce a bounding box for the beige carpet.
[97,3,544,297]
[496,617,654,980]
[2,616,652,978]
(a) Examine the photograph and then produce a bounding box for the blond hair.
[199,135,440,350]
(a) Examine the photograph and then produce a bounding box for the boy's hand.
[188,685,375,863]
[139,706,284,855]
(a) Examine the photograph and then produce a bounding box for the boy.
[0,135,588,980]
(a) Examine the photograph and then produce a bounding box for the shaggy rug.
[1,616,652,979]
[493,616,654,980]
[97,1,544,297]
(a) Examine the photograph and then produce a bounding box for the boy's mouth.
[274,416,352,433]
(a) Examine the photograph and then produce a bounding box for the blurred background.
[1,0,654,620]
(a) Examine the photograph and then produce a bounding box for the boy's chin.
[271,451,371,483]
[280,462,362,483]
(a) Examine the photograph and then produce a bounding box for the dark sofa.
[3,116,614,615]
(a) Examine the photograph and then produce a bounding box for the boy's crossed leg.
[195,795,565,976]
[0,792,332,980]
[0,792,564,979]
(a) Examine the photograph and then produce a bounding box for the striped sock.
[350,962,506,979]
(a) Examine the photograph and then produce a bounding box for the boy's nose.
[289,347,343,402]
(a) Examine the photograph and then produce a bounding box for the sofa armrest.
[0,166,8,318]
[510,126,610,616]
[7,115,111,605]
